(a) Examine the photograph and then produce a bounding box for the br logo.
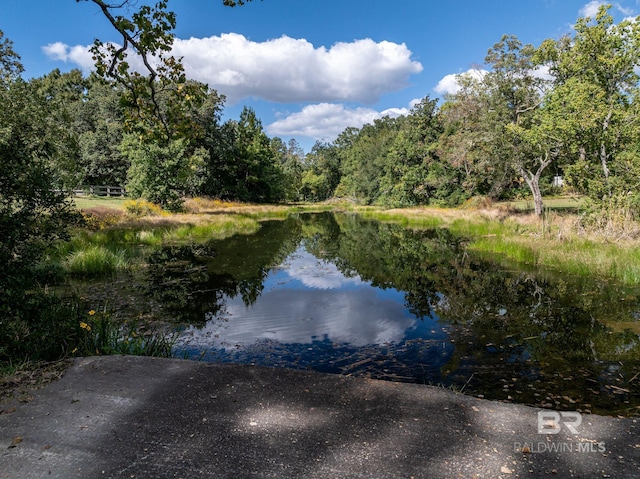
[537,411,582,435]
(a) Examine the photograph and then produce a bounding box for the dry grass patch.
[0,360,69,404]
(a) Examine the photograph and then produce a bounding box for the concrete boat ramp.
[1,355,639,478]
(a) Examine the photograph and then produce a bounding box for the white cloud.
[176,34,423,104]
[42,42,94,71]
[284,249,364,290]
[618,5,635,16]
[433,68,488,96]
[579,1,635,19]
[408,97,423,108]
[434,74,462,96]
[265,102,410,141]
[580,1,607,18]
[43,34,423,105]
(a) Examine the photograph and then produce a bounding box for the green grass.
[357,210,446,229]
[74,196,127,210]
[164,216,260,242]
[503,195,585,212]
[53,212,263,278]
[452,220,640,284]
[63,245,129,276]
[77,309,177,357]
[359,204,640,285]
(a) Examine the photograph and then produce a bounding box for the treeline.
[21,69,305,209]
[5,5,640,221]
[311,6,640,219]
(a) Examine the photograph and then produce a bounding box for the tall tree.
[335,117,402,204]
[78,0,207,140]
[76,74,129,186]
[270,137,304,201]
[379,96,449,206]
[301,141,342,202]
[233,107,284,202]
[28,69,85,189]
[536,5,640,205]
[483,34,547,210]
[440,35,548,210]
[439,71,497,198]
[77,0,217,209]
[0,31,77,338]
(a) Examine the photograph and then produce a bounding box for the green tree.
[28,69,85,190]
[79,0,213,209]
[336,117,402,204]
[439,35,548,209]
[0,31,79,358]
[270,137,304,201]
[438,72,498,198]
[536,5,640,212]
[123,136,207,211]
[234,107,285,202]
[300,141,341,202]
[484,34,545,205]
[75,74,129,186]
[379,97,451,206]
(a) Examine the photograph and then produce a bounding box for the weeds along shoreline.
[64,197,640,286]
[357,205,640,286]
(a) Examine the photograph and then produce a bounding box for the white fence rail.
[72,186,127,197]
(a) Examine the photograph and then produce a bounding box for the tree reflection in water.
[147,212,640,416]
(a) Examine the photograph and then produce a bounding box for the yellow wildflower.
[80,322,91,332]
[88,310,96,316]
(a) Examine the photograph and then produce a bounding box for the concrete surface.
[0,355,639,478]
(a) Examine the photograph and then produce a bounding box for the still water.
[147,212,640,416]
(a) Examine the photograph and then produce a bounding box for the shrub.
[123,199,165,217]
[81,207,125,230]
[0,293,79,362]
[75,308,177,357]
[64,245,128,276]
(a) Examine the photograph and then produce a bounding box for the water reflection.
[182,246,420,348]
[145,212,640,416]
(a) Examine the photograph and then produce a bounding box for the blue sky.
[0,0,637,151]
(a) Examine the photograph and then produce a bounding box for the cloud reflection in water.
[182,246,418,348]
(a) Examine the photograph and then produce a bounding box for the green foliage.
[64,245,129,277]
[123,198,165,217]
[200,107,286,202]
[337,116,402,204]
[0,293,80,361]
[271,137,304,201]
[300,141,342,201]
[536,5,640,214]
[0,31,80,335]
[76,308,176,357]
[76,75,129,185]
[83,0,208,142]
[123,136,207,211]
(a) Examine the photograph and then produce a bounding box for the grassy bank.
[69,196,640,285]
[360,205,640,286]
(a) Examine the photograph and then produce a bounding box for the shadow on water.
[144,212,640,416]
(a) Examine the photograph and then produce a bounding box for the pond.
[144,212,640,416]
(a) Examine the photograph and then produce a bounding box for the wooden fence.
[72,186,127,197]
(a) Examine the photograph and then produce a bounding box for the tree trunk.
[600,109,613,180]
[518,152,552,217]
